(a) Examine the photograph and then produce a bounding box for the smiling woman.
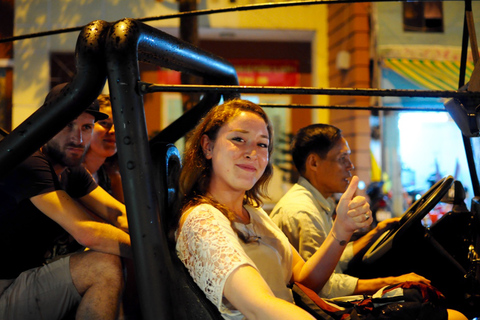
[177,99,274,219]
[201,110,270,206]
[173,99,376,320]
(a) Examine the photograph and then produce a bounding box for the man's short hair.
[291,124,343,175]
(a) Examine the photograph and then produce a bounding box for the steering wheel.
[362,175,454,264]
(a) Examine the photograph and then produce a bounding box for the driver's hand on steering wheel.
[374,217,401,233]
[391,272,431,286]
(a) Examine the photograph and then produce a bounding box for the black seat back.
[151,142,223,320]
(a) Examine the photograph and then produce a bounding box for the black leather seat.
[151,142,223,320]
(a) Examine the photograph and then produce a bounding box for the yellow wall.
[229,3,330,123]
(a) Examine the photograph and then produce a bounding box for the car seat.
[151,141,223,320]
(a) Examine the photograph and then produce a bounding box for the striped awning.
[383,58,475,91]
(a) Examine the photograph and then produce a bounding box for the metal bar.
[105,20,170,320]
[136,34,238,89]
[140,82,480,99]
[259,103,446,112]
[150,93,221,144]
[104,18,239,320]
[466,0,479,64]
[151,103,447,145]
[461,0,480,197]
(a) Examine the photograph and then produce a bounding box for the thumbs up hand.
[334,176,372,239]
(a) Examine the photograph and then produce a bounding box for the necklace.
[233,211,262,243]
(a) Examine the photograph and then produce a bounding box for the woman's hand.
[334,176,372,239]
[225,265,316,320]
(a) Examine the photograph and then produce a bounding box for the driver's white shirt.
[270,176,358,298]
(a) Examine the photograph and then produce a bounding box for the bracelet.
[331,231,347,246]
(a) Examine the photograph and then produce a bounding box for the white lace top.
[176,203,294,320]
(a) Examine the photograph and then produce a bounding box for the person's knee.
[70,251,124,295]
[91,252,124,285]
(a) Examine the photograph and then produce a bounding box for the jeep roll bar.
[0,18,239,320]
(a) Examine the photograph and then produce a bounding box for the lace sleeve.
[176,204,256,311]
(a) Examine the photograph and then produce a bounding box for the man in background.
[0,83,131,320]
[270,123,429,298]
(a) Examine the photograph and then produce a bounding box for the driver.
[270,123,430,298]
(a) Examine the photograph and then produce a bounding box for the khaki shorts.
[0,256,81,320]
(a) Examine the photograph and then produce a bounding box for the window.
[403,2,443,33]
